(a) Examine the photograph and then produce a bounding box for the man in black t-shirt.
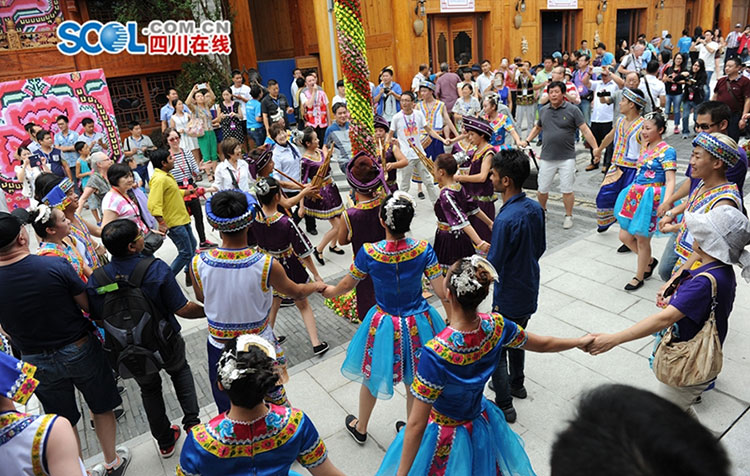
[261,79,293,132]
[0,211,130,475]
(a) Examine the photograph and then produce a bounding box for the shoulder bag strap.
[643,77,658,111]
[694,271,719,319]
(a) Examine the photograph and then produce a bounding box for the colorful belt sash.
[207,316,268,340]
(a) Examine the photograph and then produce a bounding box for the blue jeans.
[22,335,121,425]
[704,71,713,100]
[168,224,197,275]
[665,95,682,126]
[248,127,266,148]
[491,315,531,409]
[135,163,150,186]
[682,100,700,135]
[658,233,680,281]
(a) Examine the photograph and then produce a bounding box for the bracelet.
[665,210,674,218]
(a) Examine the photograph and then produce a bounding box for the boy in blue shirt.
[245,85,265,147]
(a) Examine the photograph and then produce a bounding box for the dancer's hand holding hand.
[321,285,336,299]
[656,202,670,217]
[577,334,595,351]
[587,333,619,355]
[313,281,327,293]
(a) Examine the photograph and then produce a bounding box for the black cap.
[0,209,29,248]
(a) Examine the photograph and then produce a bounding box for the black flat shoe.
[307,228,318,236]
[395,420,406,433]
[345,415,367,444]
[276,335,287,344]
[644,257,659,279]
[313,341,329,356]
[624,277,644,291]
[617,244,631,253]
[329,246,345,255]
[313,249,325,266]
[418,192,425,199]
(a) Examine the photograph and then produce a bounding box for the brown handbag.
[652,272,723,387]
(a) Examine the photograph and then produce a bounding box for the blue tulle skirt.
[376,399,536,475]
[341,306,446,399]
[615,183,666,237]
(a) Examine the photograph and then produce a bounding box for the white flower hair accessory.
[451,268,481,297]
[217,335,276,389]
[384,191,415,228]
[32,204,51,224]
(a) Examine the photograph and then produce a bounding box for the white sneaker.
[563,215,573,229]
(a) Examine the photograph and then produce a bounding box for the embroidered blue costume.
[341,238,445,398]
[177,404,327,476]
[615,142,677,237]
[376,313,535,476]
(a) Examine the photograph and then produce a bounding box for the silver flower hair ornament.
[255,178,272,196]
[383,191,415,228]
[470,255,499,281]
[217,335,276,389]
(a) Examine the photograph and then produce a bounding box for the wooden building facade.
[2,0,749,131]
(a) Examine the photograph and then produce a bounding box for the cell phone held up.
[28,154,42,168]
[596,90,612,98]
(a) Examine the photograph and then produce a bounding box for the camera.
[289,129,304,146]
[383,87,391,95]
[597,90,611,98]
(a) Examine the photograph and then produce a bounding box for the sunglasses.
[168,136,180,141]
[696,122,717,130]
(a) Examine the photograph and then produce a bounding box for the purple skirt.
[274,254,310,298]
[304,182,344,219]
[434,228,475,269]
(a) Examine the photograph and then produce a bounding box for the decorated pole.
[333,0,376,159]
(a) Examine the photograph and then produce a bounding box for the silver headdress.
[383,191,415,228]
[216,335,276,390]
[450,255,499,297]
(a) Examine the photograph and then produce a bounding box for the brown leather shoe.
[585,164,598,171]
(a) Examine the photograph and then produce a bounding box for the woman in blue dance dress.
[614,113,676,291]
[376,257,593,475]
[177,335,344,476]
[323,191,448,444]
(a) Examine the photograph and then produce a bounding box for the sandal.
[313,249,325,266]
[345,415,367,444]
[644,257,659,280]
[328,246,345,255]
[624,277,644,291]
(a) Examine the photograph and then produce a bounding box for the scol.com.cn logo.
[56,20,232,56]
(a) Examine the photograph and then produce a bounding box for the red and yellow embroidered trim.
[363,239,428,264]
[193,408,303,459]
[429,408,470,427]
[349,263,367,280]
[411,373,443,403]
[297,438,328,468]
[261,255,272,293]
[31,414,55,476]
[426,313,504,365]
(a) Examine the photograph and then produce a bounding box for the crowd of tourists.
[1,24,749,476]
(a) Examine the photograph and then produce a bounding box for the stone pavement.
[17,119,749,473]
[78,219,750,476]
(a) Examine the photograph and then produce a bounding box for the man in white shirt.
[691,30,719,98]
[331,80,346,107]
[617,43,647,76]
[290,67,303,109]
[230,70,252,122]
[385,91,447,202]
[584,66,623,171]
[476,59,494,95]
[638,60,666,113]
[411,64,430,93]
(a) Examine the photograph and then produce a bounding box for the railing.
[0,27,59,51]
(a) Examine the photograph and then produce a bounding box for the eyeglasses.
[132,232,144,244]
[696,122,717,130]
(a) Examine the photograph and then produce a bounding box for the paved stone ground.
[66,119,750,461]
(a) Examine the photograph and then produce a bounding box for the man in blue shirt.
[487,149,546,423]
[36,129,71,180]
[678,29,693,54]
[53,115,79,169]
[323,103,352,173]
[86,219,205,457]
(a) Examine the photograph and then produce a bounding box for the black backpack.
[92,257,177,379]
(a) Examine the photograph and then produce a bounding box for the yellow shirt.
[147,168,190,228]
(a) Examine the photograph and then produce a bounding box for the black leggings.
[185,197,206,243]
